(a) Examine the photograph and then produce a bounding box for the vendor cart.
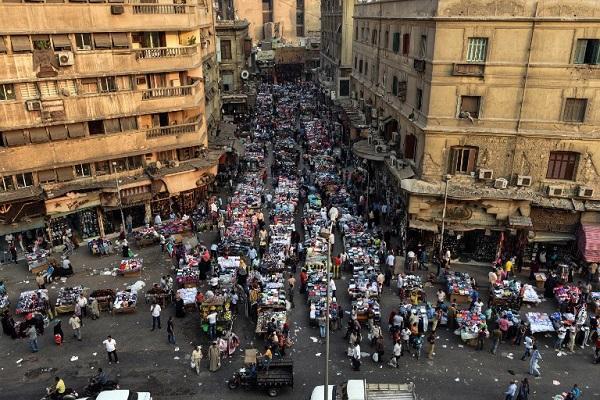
[227,351,293,397]
[54,286,87,315]
[89,289,116,312]
[112,290,137,315]
[145,287,172,306]
[199,295,233,336]
[116,258,143,278]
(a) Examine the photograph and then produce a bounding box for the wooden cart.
[90,289,116,312]
[145,290,172,307]
[112,305,137,315]
[450,293,471,305]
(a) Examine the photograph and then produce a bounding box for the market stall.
[132,227,159,248]
[445,271,474,305]
[112,290,137,314]
[116,258,143,277]
[15,289,51,316]
[199,294,233,336]
[26,249,51,274]
[526,312,555,334]
[55,286,87,315]
[89,289,116,312]
[145,286,172,307]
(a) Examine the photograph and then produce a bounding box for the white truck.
[310,380,415,400]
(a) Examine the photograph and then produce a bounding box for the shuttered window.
[80,78,98,94]
[392,76,398,96]
[574,39,600,65]
[93,33,112,49]
[111,33,129,48]
[450,146,478,175]
[563,98,587,122]
[104,118,121,133]
[119,117,138,131]
[404,134,417,160]
[52,34,72,51]
[11,36,32,52]
[547,152,578,180]
[38,81,59,98]
[0,36,7,53]
[466,37,488,62]
[48,125,68,141]
[402,33,410,55]
[29,127,50,143]
[19,82,39,100]
[460,96,481,119]
[3,130,26,146]
[67,123,86,138]
[38,169,57,183]
[58,80,77,96]
[392,32,400,53]
[56,167,75,182]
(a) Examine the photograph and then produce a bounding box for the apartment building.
[319,0,354,99]
[216,0,321,44]
[351,0,600,255]
[216,18,252,114]
[0,0,222,243]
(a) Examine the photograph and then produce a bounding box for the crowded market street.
[0,82,598,400]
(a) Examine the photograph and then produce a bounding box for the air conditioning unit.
[478,169,494,180]
[25,100,42,111]
[375,144,388,153]
[111,4,124,14]
[578,186,594,198]
[494,178,508,189]
[516,175,532,187]
[547,185,564,197]
[57,51,74,66]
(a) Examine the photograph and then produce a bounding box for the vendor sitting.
[53,257,74,277]
[43,263,55,283]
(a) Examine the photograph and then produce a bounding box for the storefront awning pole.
[439,176,451,257]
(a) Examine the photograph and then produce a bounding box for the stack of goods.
[117,258,143,275]
[175,266,199,287]
[347,268,379,300]
[113,291,137,310]
[177,287,198,305]
[526,312,555,333]
[199,294,232,332]
[158,218,191,235]
[26,249,50,272]
[0,294,9,312]
[455,310,486,340]
[490,280,522,309]
[132,227,159,247]
[553,285,581,305]
[256,309,287,333]
[216,256,240,289]
[522,284,541,304]
[351,297,381,324]
[445,271,473,303]
[550,311,576,330]
[15,289,50,314]
[591,292,600,315]
[55,286,86,313]
[89,289,116,311]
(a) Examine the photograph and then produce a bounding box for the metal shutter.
[19,83,39,100]
[29,127,50,143]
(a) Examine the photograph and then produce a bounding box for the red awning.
[577,224,600,262]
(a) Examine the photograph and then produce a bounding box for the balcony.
[146,121,200,139]
[413,59,426,73]
[0,2,207,35]
[452,63,485,77]
[0,82,203,130]
[0,121,206,173]
[0,46,203,81]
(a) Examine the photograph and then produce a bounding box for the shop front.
[100,179,153,234]
[45,191,102,246]
[0,188,47,253]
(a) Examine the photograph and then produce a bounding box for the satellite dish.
[241,70,250,80]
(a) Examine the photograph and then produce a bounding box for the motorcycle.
[227,367,255,390]
[41,387,78,400]
[82,378,120,397]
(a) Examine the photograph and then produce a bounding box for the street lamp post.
[112,162,126,233]
[323,222,334,400]
[439,175,451,257]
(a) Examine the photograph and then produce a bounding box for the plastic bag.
[190,361,196,369]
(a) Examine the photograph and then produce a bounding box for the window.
[51,34,71,51]
[157,150,174,162]
[32,35,51,50]
[466,37,488,62]
[361,28,365,41]
[15,172,33,188]
[103,119,121,134]
[392,32,400,53]
[419,35,427,58]
[402,33,410,55]
[220,40,232,60]
[296,26,304,37]
[574,39,600,65]
[459,96,481,119]
[80,78,98,94]
[58,80,77,96]
[384,31,389,49]
[75,33,92,50]
[392,76,398,96]
[0,36,7,54]
[563,98,587,122]
[0,176,14,191]
[354,56,357,69]
[11,36,31,53]
[364,62,368,76]
[38,81,58,98]
[355,26,358,40]
[99,77,117,93]
[404,134,417,160]
[126,155,143,170]
[339,79,350,97]
[450,146,478,175]
[416,88,423,110]
[19,83,38,100]
[0,84,15,101]
[262,0,273,23]
[119,117,138,131]
[177,147,198,161]
[88,120,105,135]
[358,59,363,74]
[547,152,578,180]
[74,163,91,177]
[37,170,57,184]
[221,71,233,92]
[112,158,127,172]
[371,29,378,45]
[95,161,110,176]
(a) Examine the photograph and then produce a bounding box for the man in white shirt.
[386,252,395,269]
[77,294,88,319]
[329,278,336,298]
[390,340,402,368]
[207,311,218,340]
[154,214,162,226]
[351,341,361,371]
[102,335,119,364]
[151,302,162,331]
[504,381,517,400]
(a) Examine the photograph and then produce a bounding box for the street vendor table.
[112,290,137,314]
[55,286,87,315]
[145,287,172,306]
[15,289,51,316]
[0,294,10,313]
[200,295,233,335]
[256,309,287,334]
[26,249,51,274]
[526,312,555,334]
[117,258,143,277]
[89,289,115,312]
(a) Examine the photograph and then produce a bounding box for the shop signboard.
[45,192,101,215]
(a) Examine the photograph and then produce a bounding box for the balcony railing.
[134,45,198,60]
[146,121,199,139]
[142,84,196,100]
[132,4,189,14]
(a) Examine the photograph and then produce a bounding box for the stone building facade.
[351,0,600,259]
[217,0,321,44]
[0,0,222,243]
[319,0,354,99]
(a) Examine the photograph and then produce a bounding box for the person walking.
[476,326,487,351]
[491,326,502,355]
[568,384,582,400]
[529,345,541,377]
[68,314,81,341]
[427,332,436,360]
[207,310,218,340]
[27,324,39,353]
[167,316,175,344]
[90,298,100,320]
[555,323,567,350]
[389,339,402,368]
[103,335,119,364]
[521,334,534,360]
[517,378,530,400]
[208,341,221,372]
[191,345,203,375]
[504,381,518,400]
[151,302,161,331]
[351,341,361,371]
